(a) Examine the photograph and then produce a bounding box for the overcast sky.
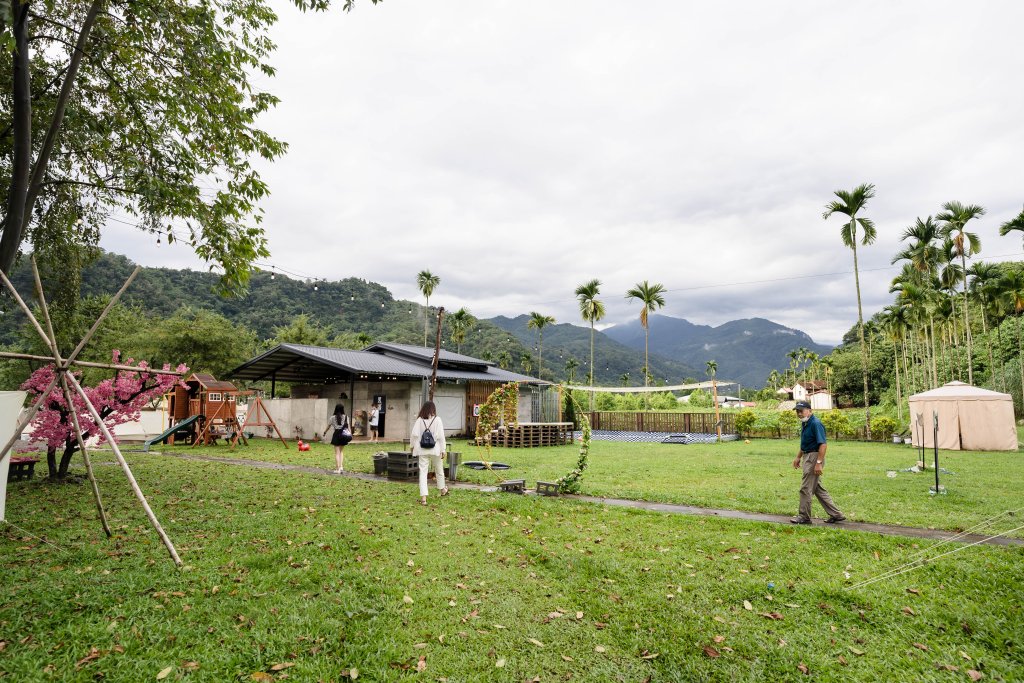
[102,1,1024,345]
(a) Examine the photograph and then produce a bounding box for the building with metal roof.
[227,343,549,442]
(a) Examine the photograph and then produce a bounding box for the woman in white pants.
[410,401,448,505]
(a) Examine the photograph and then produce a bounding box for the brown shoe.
[789,516,812,525]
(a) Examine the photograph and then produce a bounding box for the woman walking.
[323,404,352,473]
[411,401,448,505]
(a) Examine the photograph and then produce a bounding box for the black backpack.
[419,417,436,448]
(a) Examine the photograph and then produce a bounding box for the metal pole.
[933,410,940,493]
[428,307,445,402]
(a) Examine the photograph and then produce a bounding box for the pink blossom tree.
[21,352,188,479]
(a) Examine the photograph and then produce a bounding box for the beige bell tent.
[908,381,1018,451]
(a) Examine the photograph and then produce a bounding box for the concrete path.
[162,452,1024,548]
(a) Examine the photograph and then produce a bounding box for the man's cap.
[794,401,812,410]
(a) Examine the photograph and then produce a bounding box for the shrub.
[778,410,800,438]
[734,409,756,436]
[819,410,853,438]
[753,411,780,434]
[870,416,899,441]
[688,389,713,408]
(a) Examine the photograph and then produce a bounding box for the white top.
[369,407,379,426]
[410,415,446,456]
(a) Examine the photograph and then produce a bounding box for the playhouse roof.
[185,373,238,392]
[227,343,543,385]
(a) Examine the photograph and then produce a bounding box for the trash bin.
[446,451,461,482]
[373,453,388,476]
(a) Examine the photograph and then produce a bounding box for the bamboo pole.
[0,265,160,463]
[0,352,181,376]
[60,375,111,536]
[28,258,113,536]
[66,371,182,566]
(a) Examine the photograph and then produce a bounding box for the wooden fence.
[586,411,735,434]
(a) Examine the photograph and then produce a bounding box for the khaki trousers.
[798,451,842,520]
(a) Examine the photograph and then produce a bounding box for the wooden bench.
[7,456,40,481]
[535,481,560,497]
[498,479,526,494]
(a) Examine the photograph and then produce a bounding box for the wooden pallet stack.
[477,423,574,448]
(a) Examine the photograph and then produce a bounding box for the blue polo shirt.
[799,413,827,454]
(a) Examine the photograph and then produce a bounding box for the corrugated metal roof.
[227,343,542,385]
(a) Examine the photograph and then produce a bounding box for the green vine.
[555,388,591,494]
[475,381,520,446]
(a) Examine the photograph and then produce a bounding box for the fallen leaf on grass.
[967,671,984,681]
[902,606,916,616]
[960,651,973,661]
[414,643,428,649]
[416,656,426,673]
[713,616,727,624]
[561,655,573,662]
[269,662,294,671]
[156,666,173,680]
[527,638,545,648]
[402,595,414,604]
[250,674,274,682]
[797,662,809,675]
[743,600,753,611]
[906,588,921,595]
[848,646,865,656]
[712,636,725,644]
[495,659,505,668]
[75,648,104,670]
[760,612,784,621]
[703,646,720,659]
[639,650,659,660]
[913,642,929,651]
[935,664,959,672]
[594,646,606,653]
[837,655,848,666]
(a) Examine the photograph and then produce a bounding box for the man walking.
[790,401,846,525]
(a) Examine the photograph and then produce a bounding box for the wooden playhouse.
[168,373,242,446]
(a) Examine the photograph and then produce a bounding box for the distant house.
[792,381,833,410]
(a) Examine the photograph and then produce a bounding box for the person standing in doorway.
[323,404,352,474]
[369,403,380,443]
[790,401,846,525]
[411,401,448,505]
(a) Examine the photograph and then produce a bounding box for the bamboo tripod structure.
[0,260,184,566]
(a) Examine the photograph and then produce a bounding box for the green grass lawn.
[177,436,1024,537]
[2,450,1022,682]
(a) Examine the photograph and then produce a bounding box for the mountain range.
[2,252,832,388]
[602,315,833,388]
[490,314,833,389]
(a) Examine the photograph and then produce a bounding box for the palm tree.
[968,262,1001,387]
[999,268,1024,413]
[625,280,667,407]
[937,201,985,384]
[880,304,909,420]
[575,279,605,409]
[998,206,1024,244]
[496,350,512,370]
[354,332,372,348]
[706,360,721,441]
[416,270,440,347]
[447,307,475,354]
[620,373,631,387]
[564,358,579,384]
[520,352,533,375]
[824,183,877,433]
[527,312,556,380]
[767,369,781,392]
